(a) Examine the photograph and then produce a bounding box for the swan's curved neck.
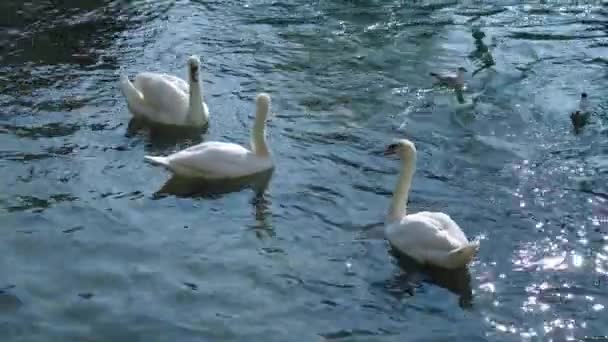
[251,107,269,157]
[387,152,416,223]
[187,70,206,125]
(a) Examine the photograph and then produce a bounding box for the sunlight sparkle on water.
[572,254,584,267]
[344,260,355,276]
[480,282,495,293]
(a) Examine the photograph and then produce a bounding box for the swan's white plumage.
[386,211,478,269]
[383,139,478,269]
[120,56,209,127]
[144,142,272,179]
[144,93,273,179]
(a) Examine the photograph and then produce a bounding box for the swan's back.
[166,142,272,179]
[134,72,189,120]
[386,211,469,265]
[413,211,469,244]
[136,73,189,94]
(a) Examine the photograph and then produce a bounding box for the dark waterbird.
[571,92,590,133]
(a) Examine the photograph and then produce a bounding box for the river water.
[1,0,607,341]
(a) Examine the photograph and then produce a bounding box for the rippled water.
[1,0,607,340]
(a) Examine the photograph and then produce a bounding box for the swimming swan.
[383,139,479,269]
[144,93,273,179]
[120,55,209,127]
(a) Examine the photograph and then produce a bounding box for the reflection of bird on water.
[153,171,274,238]
[388,248,474,309]
[126,117,204,150]
[250,194,274,239]
[571,92,590,134]
[153,169,273,200]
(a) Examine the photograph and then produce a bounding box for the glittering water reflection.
[500,140,608,339]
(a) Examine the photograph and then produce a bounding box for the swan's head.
[188,55,201,82]
[255,93,271,120]
[383,139,416,158]
[458,67,468,73]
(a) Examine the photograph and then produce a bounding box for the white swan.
[119,55,209,127]
[144,93,273,179]
[430,67,467,89]
[383,139,479,269]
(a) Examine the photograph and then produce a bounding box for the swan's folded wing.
[158,74,189,94]
[414,211,469,244]
[168,142,261,178]
[134,72,189,115]
[388,214,462,252]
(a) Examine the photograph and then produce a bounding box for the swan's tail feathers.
[144,155,171,168]
[447,241,479,268]
[119,73,143,101]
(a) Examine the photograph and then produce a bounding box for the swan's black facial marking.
[383,143,399,156]
[581,92,587,98]
[190,65,199,82]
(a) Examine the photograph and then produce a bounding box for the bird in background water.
[571,92,590,132]
[430,67,468,104]
[430,67,467,90]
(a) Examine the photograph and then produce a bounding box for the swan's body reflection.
[387,248,474,309]
[152,168,273,199]
[126,117,206,152]
[152,170,275,239]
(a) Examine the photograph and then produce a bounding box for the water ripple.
[0,0,607,341]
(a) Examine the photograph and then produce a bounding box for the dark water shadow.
[248,194,274,239]
[0,0,130,67]
[0,285,22,314]
[389,247,474,309]
[126,117,207,151]
[0,121,80,140]
[152,168,274,200]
